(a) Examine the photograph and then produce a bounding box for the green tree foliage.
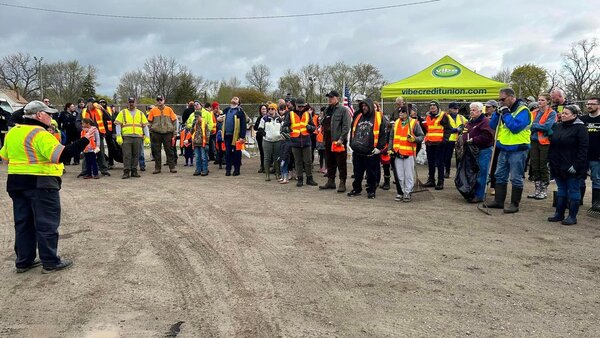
[510,64,548,98]
[81,65,97,100]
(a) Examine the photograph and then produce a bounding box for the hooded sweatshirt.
[349,99,387,155]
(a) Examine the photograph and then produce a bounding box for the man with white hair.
[0,101,93,274]
[550,88,572,116]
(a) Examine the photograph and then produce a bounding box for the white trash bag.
[416,147,427,165]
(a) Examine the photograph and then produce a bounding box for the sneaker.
[140,167,146,172]
[347,190,361,197]
[200,171,208,176]
[101,172,111,177]
[41,259,73,274]
[403,193,412,202]
[280,179,289,184]
[232,171,240,176]
[394,194,403,201]
[367,192,376,199]
[16,259,42,273]
[193,171,201,176]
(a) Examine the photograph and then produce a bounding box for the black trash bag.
[454,141,480,201]
[105,135,123,163]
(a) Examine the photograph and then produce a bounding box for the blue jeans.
[589,161,600,189]
[280,160,289,175]
[9,189,62,268]
[139,142,146,169]
[194,146,209,173]
[556,176,581,201]
[475,147,492,199]
[494,149,528,188]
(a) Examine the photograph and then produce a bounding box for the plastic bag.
[416,147,427,165]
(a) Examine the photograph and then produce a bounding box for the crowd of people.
[0,86,599,273]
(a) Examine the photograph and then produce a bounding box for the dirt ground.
[0,151,599,338]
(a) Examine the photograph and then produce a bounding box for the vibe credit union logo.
[432,64,461,78]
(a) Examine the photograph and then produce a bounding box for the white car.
[0,98,14,114]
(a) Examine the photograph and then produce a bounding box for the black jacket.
[548,118,589,180]
[349,99,387,155]
[182,106,195,127]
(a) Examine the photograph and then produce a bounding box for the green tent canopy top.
[381,55,507,101]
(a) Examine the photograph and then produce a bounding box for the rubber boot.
[380,176,390,190]
[131,169,141,178]
[535,181,548,200]
[274,162,281,180]
[319,178,336,190]
[306,176,318,186]
[504,186,523,214]
[562,200,580,225]
[580,186,586,206]
[121,169,130,179]
[592,189,600,212]
[337,179,346,193]
[435,178,444,190]
[527,181,540,199]
[296,176,304,187]
[485,183,507,209]
[548,195,567,222]
[265,171,271,181]
[423,177,436,188]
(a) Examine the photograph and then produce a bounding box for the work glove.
[116,135,123,145]
[466,138,473,144]
[183,140,189,146]
[450,128,459,133]
[499,106,511,115]
[94,147,100,154]
[144,137,150,146]
[568,166,577,174]
[371,148,381,155]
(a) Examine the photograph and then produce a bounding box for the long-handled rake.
[477,116,501,215]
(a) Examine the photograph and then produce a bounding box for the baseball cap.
[24,100,58,115]
[296,97,307,106]
[325,90,340,98]
[127,97,135,103]
[448,102,459,109]
[485,100,498,107]
[98,99,107,104]
[87,97,96,103]
[156,95,164,101]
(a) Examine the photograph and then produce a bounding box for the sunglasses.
[498,98,507,102]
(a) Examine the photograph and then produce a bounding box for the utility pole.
[33,56,44,100]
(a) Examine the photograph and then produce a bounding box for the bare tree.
[325,62,355,95]
[141,55,181,100]
[276,69,302,99]
[561,39,600,101]
[0,52,40,100]
[225,76,242,89]
[245,64,271,94]
[116,70,145,102]
[492,67,512,85]
[43,60,87,104]
[298,64,325,103]
[352,63,385,99]
[546,69,563,93]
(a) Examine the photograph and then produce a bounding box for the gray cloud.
[0,0,597,95]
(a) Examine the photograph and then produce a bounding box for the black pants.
[444,141,456,174]
[352,154,381,193]
[224,135,241,173]
[106,133,116,166]
[216,140,225,164]
[209,134,216,160]
[426,143,445,181]
[324,137,347,180]
[310,134,317,163]
[10,188,62,268]
[256,135,264,169]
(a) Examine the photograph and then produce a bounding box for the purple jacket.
[461,114,494,149]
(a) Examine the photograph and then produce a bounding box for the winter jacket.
[221,106,246,140]
[322,103,351,143]
[461,114,494,149]
[258,115,284,142]
[182,106,195,127]
[548,118,589,180]
[530,107,557,142]
[349,99,388,155]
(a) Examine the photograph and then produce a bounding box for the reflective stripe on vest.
[289,111,310,138]
[535,107,553,145]
[448,114,466,142]
[497,105,532,146]
[81,130,97,151]
[120,109,145,136]
[351,111,382,147]
[393,119,417,156]
[83,105,106,134]
[5,125,64,176]
[106,106,113,132]
[424,112,445,143]
[211,114,217,134]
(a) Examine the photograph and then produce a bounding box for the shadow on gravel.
[165,321,185,337]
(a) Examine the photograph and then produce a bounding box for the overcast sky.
[1,0,598,95]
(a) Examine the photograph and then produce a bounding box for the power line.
[0,1,440,21]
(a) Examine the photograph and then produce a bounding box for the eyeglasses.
[498,97,507,102]
[586,103,598,106]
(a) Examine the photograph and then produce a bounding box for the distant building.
[0,88,29,109]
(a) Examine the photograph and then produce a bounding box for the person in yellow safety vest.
[444,102,467,179]
[422,100,452,190]
[0,101,93,274]
[186,101,214,132]
[485,88,532,214]
[80,98,110,177]
[114,97,150,179]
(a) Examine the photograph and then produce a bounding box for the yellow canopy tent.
[381,55,507,100]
